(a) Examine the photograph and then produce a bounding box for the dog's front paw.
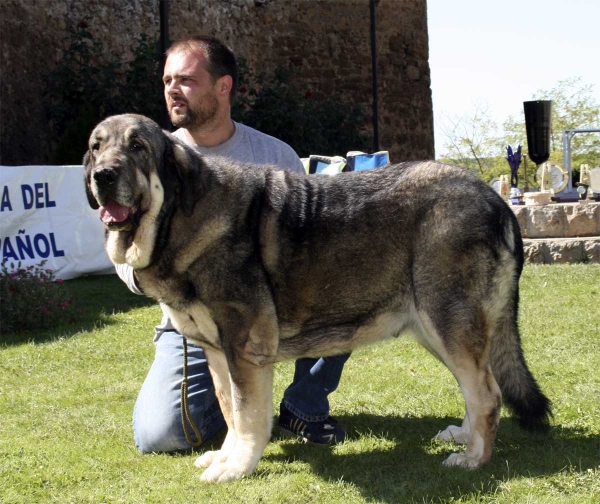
[435,425,469,444]
[194,449,227,469]
[200,461,248,483]
[442,452,481,469]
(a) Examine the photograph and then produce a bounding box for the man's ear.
[83,151,100,209]
[164,136,195,217]
[216,75,233,99]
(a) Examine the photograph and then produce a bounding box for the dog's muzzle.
[91,166,137,231]
[93,167,119,187]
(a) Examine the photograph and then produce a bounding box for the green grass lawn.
[1,265,599,503]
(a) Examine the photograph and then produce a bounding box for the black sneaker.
[278,403,346,444]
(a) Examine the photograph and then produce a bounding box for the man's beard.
[169,93,219,130]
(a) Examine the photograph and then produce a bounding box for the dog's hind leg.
[415,311,502,469]
[441,363,501,468]
[435,411,471,445]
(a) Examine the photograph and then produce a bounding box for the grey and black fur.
[84,114,551,483]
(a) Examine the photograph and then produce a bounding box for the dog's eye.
[91,142,100,151]
[131,142,144,152]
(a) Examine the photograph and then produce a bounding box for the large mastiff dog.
[85,114,551,482]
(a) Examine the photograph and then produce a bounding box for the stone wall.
[512,202,600,239]
[512,202,600,264]
[0,0,434,165]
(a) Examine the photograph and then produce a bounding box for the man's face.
[163,50,219,130]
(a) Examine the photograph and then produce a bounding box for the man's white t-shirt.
[172,121,305,173]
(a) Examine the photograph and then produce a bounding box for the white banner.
[1,165,115,280]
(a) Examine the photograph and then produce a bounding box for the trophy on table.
[506,144,523,204]
[524,100,570,198]
[524,100,553,191]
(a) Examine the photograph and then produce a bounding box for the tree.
[438,78,600,187]
[503,77,600,170]
[436,101,505,180]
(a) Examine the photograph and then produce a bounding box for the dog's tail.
[490,318,552,430]
[490,225,552,430]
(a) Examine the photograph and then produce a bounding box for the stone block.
[584,240,600,263]
[564,203,600,237]
[523,241,549,264]
[547,240,585,264]
[511,202,600,238]
[528,206,567,238]
[523,238,600,264]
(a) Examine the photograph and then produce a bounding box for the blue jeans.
[281,352,350,422]
[132,330,350,453]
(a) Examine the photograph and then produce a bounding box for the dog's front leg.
[194,348,237,470]
[199,354,274,483]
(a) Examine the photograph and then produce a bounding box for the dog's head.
[84,114,195,233]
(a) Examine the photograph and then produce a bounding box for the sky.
[427,0,600,157]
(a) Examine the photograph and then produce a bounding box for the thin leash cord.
[181,336,203,448]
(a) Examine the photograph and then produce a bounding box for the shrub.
[44,21,163,165]
[233,68,370,157]
[0,260,82,333]
[45,24,370,164]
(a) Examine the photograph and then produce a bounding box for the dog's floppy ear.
[163,135,196,217]
[83,151,100,209]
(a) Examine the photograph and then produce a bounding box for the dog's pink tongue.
[100,200,130,223]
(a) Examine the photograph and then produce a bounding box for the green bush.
[0,260,82,333]
[44,21,163,165]
[45,23,370,164]
[233,68,370,157]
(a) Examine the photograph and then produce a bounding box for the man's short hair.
[166,36,239,102]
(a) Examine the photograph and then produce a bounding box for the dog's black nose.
[93,168,117,185]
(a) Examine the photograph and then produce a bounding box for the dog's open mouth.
[99,199,137,230]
